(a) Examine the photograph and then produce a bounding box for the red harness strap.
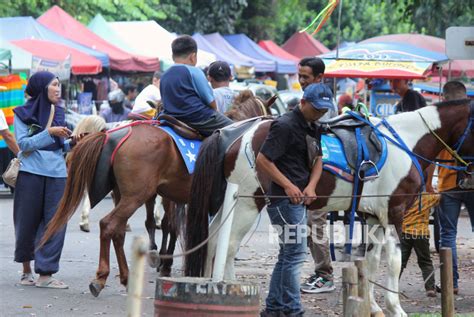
[104,120,161,165]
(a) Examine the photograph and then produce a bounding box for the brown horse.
[185,100,474,316]
[40,90,274,297]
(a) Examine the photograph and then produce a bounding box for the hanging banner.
[31,54,71,81]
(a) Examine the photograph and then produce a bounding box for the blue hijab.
[14,71,65,151]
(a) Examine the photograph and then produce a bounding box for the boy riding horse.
[160,35,233,136]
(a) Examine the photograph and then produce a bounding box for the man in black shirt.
[391,79,427,113]
[257,83,333,317]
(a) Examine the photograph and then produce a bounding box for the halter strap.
[255,99,268,116]
[418,112,470,167]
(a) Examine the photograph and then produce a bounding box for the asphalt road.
[1,192,473,316]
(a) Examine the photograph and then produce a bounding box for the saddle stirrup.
[358,159,380,181]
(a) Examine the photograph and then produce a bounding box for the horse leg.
[110,198,143,288]
[145,194,159,268]
[203,210,221,277]
[158,212,171,275]
[158,201,182,276]
[366,216,385,317]
[89,213,114,297]
[79,191,91,232]
[384,225,406,317]
[154,195,164,229]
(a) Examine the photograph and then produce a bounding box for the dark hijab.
[14,71,65,151]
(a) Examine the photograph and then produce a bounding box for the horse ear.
[266,95,278,109]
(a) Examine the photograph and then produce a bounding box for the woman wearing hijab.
[13,71,81,289]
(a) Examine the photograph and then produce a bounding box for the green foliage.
[1,0,472,47]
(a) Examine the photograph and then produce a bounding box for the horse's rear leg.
[384,225,406,317]
[145,194,158,251]
[154,195,164,229]
[79,192,91,232]
[366,217,385,317]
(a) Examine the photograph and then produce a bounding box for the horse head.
[437,99,474,189]
[225,89,270,121]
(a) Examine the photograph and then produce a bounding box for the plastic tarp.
[12,39,102,74]
[258,40,300,62]
[319,42,448,79]
[203,33,276,72]
[0,40,32,71]
[360,34,474,78]
[107,20,216,67]
[224,34,296,73]
[0,16,109,67]
[38,5,159,72]
[0,48,11,61]
[282,32,329,59]
[87,14,133,54]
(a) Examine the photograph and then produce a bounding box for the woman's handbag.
[2,158,20,187]
[1,105,55,188]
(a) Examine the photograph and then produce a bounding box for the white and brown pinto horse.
[185,100,474,317]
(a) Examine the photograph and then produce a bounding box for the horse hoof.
[80,224,90,232]
[148,250,161,268]
[155,223,161,230]
[89,282,104,297]
[371,311,385,317]
[125,224,132,232]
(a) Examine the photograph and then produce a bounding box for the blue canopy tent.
[0,17,109,67]
[193,33,252,68]
[203,33,276,72]
[224,34,297,73]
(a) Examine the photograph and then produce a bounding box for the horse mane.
[73,115,107,135]
[225,89,266,120]
[434,98,471,107]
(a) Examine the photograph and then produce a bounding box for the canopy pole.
[335,0,343,59]
[438,65,443,102]
[448,61,452,81]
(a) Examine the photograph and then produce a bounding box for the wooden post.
[440,247,455,317]
[354,260,370,317]
[342,266,359,317]
[126,236,148,317]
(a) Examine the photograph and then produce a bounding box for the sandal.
[35,277,68,289]
[20,273,35,286]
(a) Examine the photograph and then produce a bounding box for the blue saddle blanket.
[321,133,387,181]
[158,126,201,174]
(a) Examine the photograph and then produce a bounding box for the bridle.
[419,100,474,175]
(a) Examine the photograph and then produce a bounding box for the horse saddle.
[210,117,266,214]
[157,114,203,141]
[318,113,388,181]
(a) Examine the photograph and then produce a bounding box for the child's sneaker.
[301,274,335,293]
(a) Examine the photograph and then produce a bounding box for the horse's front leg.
[79,191,91,232]
[384,224,406,317]
[366,216,385,317]
[89,213,113,297]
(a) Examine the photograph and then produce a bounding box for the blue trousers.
[14,171,67,275]
[438,190,474,289]
[265,199,307,315]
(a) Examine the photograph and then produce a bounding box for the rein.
[418,112,471,167]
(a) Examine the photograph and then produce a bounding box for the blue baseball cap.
[303,83,334,110]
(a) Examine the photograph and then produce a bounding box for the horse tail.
[185,132,220,276]
[40,132,107,247]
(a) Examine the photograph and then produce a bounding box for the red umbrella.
[360,34,474,77]
[12,39,102,75]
